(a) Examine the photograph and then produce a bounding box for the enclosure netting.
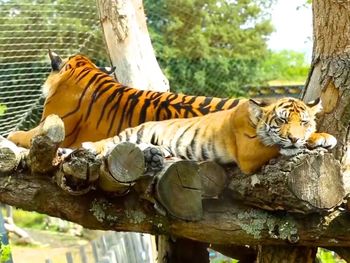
[0,0,109,136]
[0,1,302,137]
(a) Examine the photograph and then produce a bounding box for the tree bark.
[301,0,350,260]
[0,172,350,247]
[96,0,169,91]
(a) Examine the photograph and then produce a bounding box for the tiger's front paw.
[82,141,115,156]
[307,132,337,150]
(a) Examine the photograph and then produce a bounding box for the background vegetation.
[144,0,309,97]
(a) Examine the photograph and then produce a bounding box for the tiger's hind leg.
[307,132,337,150]
[143,146,165,172]
[7,123,45,148]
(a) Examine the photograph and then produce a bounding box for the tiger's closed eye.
[275,117,286,125]
[301,120,309,125]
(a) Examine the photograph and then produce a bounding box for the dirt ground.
[9,228,96,263]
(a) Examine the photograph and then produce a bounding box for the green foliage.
[144,0,275,97]
[0,242,11,263]
[13,209,46,229]
[0,105,6,115]
[0,0,106,62]
[257,50,309,84]
[317,248,346,263]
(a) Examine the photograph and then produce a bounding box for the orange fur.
[84,98,337,174]
[7,52,241,148]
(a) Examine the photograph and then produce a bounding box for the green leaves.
[0,105,6,116]
[144,0,276,97]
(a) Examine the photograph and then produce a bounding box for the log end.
[156,161,203,221]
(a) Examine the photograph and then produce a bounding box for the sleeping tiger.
[83,97,337,174]
[7,51,241,148]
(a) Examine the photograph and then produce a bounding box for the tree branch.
[1,114,349,248]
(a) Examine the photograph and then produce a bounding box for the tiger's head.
[249,97,322,155]
[42,50,116,97]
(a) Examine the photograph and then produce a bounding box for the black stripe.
[62,72,103,119]
[66,127,81,148]
[75,67,89,80]
[136,125,145,144]
[84,79,116,121]
[65,116,83,138]
[113,90,139,135]
[190,128,199,157]
[201,144,209,160]
[175,125,193,156]
[215,98,229,111]
[150,133,157,145]
[125,90,145,127]
[227,99,240,109]
[96,86,128,129]
[197,97,214,115]
[76,68,91,82]
[106,88,135,135]
[138,99,151,123]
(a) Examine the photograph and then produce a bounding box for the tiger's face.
[249,97,322,155]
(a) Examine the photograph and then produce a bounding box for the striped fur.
[8,51,241,148]
[84,97,337,174]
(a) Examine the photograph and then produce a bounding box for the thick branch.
[0,173,349,247]
[1,115,348,249]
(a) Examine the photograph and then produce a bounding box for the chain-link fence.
[0,0,109,136]
[0,0,303,137]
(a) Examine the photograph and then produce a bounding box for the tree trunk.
[302,0,350,260]
[96,0,169,91]
[95,1,206,260]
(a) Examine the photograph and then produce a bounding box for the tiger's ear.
[48,49,63,71]
[99,66,116,75]
[306,97,323,115]
[248,99,267,125]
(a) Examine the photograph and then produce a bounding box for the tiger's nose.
[288,135,298,144]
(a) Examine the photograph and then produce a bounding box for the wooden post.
[257,246,317,263]
[157,235,209,263]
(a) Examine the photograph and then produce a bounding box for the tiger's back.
[8,52,242,148]
[85,97,337,174]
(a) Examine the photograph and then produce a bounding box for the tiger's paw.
[143,146,165,172]
[307,132,337,150]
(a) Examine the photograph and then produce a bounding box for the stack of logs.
[0,114,349,260]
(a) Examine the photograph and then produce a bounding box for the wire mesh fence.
[0,0,109,136]
[0,0,303,137]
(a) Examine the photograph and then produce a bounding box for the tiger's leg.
[307,132,337,149]
[83,139,167,171]
[7,125,43,148]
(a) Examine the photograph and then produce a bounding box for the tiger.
[7,50,241,148]
[83,97,337,174]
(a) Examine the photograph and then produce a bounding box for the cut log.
[228,150,344,213]
[98,159,133,195]
[107,142,145,183]
[0,136,27,173]
[55,149,101,195]
[155,161,202,221]
[198,161,227,198]
[27,114,65,174]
